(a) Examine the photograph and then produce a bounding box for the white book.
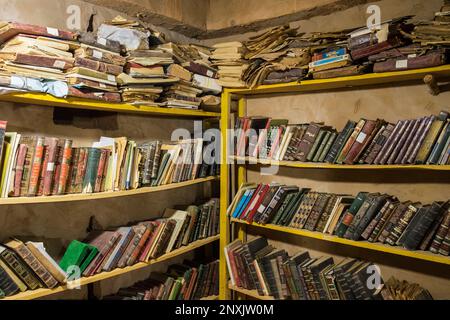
[274,126,292,160]
[1,132,20,198]
[163,209,189,253]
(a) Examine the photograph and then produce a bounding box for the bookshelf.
[0,92,220,118]
[228,283,274,300]
[219,66,450,300]
[3,235,219,300]
[0,176,219,205]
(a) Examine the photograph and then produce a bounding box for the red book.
[139,221,162,262]
[246,184,270,223]
[13,144,27,197]
[100,150,110,192]
[27,137,45,196]
[94,149,107,193]
[41,137,58,196]
[56,139,73,195]
[239,184,262,220]
[36,144,48,196]
[127,225,152,266]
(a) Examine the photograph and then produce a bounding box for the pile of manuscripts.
[104,260,219,300]
[0,120,218,199]
[230,182,450,256]
[234,110,450,165]
[212,7,450,87]
[0,17,222,110]
[225,237,433,300]
[0,198,219,298]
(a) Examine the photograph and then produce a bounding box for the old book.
[304,193,331,231]
[335,192,368,238]
[117,225,147,268]
[5,239,58,288]
[373,121,403,164]
[103,227,134,271]
[25,242,66,283]
[83,231,121,276]
[361,197,394,240]
[82,148,101,193]
[343,193,380,240]
[419,213,445,251]
[428,119,450,164]
[253,184,280,224]
[50,140,64,195]
[378,120,409,164]
[350,194,389,241]
[26,136,44,196]
[373,51,446,73]
[386,119,415,164]
[325,121,356,163]
[344,119,378,164]
[364,123,395,164]
[74,57,123,76]
[406,116,434,163]
[385,202,420,246]
[18,136,37,196]
[318,131,337,162]
[40,137,58,196]
[56,139,72,195]
[312,65,367,79]
[94,149,108,193]
[439,228,450,256]
[0,21,77,43]
[415,111,448,163]
[0,259,23,296]
[394,118,422,164]
[295,123,323,162]
[367,199,399,242]
[306,128,328,161]
[377,201,411,243]
[402,202,444,250]
[336,119,365,164]
[13,144,27,197]
[74,45,126,66]
[429,208,450,253]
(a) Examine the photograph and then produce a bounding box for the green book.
[169,278,183,300]
[306,129,326,161]
[59,240,98,276]
[318,131,337,162]
[280,191,308,226]
[152,151,170,186]
[271,192,298,225]
[313,131,331,162]
[82,148,101,193]
[334,192,369,237]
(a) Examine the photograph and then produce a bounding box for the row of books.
[0,124,218,198]
[225,237,433,300]
[233,111,450,165]
[0,19,222,109]
[229,183,450,256]
[104,260,219,300]
[0,198,219,298]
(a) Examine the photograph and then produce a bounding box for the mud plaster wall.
[242,84,450,299]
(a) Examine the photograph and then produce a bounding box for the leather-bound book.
[312,131,332,162]
[373,121,403,164]
[385,203,420,246]
[439,228,450,256]
[0,21,77,44]
[0,261,22,296]
[359,123,386,163]
[378,120,409,164]
[367,199,399,242]
[25,242,66,283]
[312,65,367,79]
[395,118,421,164]
[334,192,368,238]
[252,185,280,224]
[427,119,450,164]
[309,256,334,300]
[373,51,446,73]
[415,111,449,164]
[306,128,328,162]
[315,195,339,232]
[68,88,122,103]
[351,36,404,60]
[289,191,318,229]
[304,193,331,231]
[26,136,44,196]
[325,121,356,163]
[406,116,434,163]
[0,244,42,290]
[82,148,101,193]
[94,149,108,193]
[36,143,49,196]
[18,136,37,196]
[13,144,27,197]
[83,231,121,276]
[151,220,176,259]
[182,61,218,79]
[50,141,64,195]
[74,57,123,76]
[5,53,74,71]
[103,227,134,271]
[402,117,428,163]
[403,202,444,250]
[295,123,323,162]
[41,137,58,196]
[344,120,378,164]
[117,225,147,268]
[429,208,450,253]
[318,131,337,162]
[335,119,365,164]
[74,45,126,66]
[364,123,395,164]
[361,197,393,240]
[270,188,301,225]
[56,139,73,195]
[377,202,410,243]
[259,186,296,225]
[419,213,445,251]
[386,119,416,164]
[5,239,58,288]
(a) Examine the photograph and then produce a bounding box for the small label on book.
[93,50,103,60]
[47,162,55,171]
[407,54,417,58]
[107,74,115,82]
[395,59,408,69]
[97,37,107,46]
[207,70,213,77]
[53,60,66,69]
[46,27,59,37]
[257,204,266,212]
[99,83,106,88]
[356,132,367,143]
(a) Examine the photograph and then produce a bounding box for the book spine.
[385,204,419,246]
[74,147,87,193]
[373,121,403,164]
[429,210,450,253]
[36,144,49,196]
[94,149,107,193]
[0,250,42,290]
[419,214,445,251]
[415,118,443,164]
[379,120,408,164]
[51,143,63,195]
[82,148,101,193]
[395,119,421,164]
[27,137,44,196]
[336,120,365,164]
[361,199,390,240]
[404,203,443,250]
[368,202,397,242]
[324,121,355,163]
[13,144,27,197]
[438,228,450,256]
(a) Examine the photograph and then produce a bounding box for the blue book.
[232,189,252,218]
[234,189,255,219]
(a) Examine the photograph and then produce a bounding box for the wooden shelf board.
[200,295,219,300]
[0,176,219,205]
[231,218,450,266]
[229,284,274,300]
[230,156,450,171]
[4,235,220,300]
[0,92,220,118]
[225,65,450,95]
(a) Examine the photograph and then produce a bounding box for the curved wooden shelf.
[229,283,274,300]
[0,176,219,205]
[0,92,220,118]
[230,156,450,171]
[225,65,450,95]
[3,235,220,300]
[231,218,450,266]
[200,295,219,300]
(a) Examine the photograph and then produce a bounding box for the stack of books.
[103,260,219,300]
[229,183,450,255]
[233,110,450,165]
[0,123,218,198]
[211,41,248,88]
[0,198,220,298]
[225,237,433,300]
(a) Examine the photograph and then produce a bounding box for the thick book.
[82,148,101,193]
[415,111,448,164]
[324,121,356,163]
[335,119,365,164]
[335,192,368,237]
[295,123,323,162]
[343,120,378,164]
